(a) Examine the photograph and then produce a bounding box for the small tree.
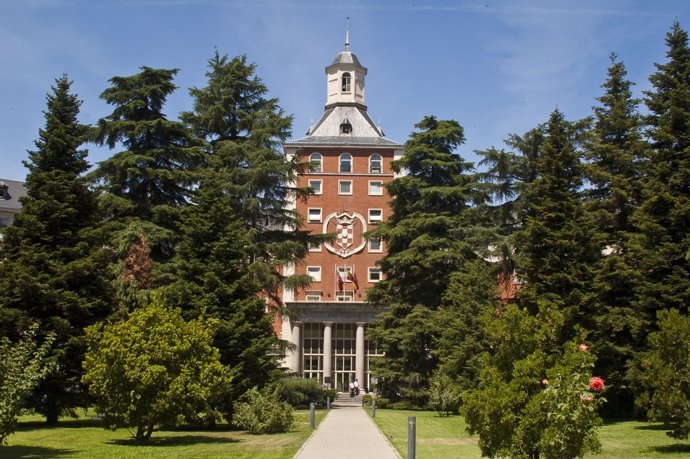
[636,309,690,440]
[82,297,231,444]
[0,325,55,444]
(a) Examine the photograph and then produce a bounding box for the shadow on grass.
[16,419,102,430]
[108,435,240,447]
[633,423,674,431]
[651,444,690,454]
[0,445,75,458]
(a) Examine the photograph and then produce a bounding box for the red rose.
[589,376,605,393]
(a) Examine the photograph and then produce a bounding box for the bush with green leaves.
[428,372,461,416]
[462,302,606,458]
[636,308,690,440]
[233,387,294,434]
[0,324,55,444]
[82,297,232,444]
[269,377,336,408]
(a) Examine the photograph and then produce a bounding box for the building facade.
[0,179,26,233]
[279,36,404,392]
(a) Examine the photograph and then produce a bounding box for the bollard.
[371,397,376,418]
[327,396,331,410]
[309,402,315,429]
[407,416,416,459]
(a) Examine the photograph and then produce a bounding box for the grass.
[3,409,325,459]
[9,408,690,458]
[370,409,690,459]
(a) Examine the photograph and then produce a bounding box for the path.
[293,405,402,459]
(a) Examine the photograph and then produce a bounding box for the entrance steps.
[332,391,364,407]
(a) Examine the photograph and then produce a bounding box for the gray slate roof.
[0,179,27,212]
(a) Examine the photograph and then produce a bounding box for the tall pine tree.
[0,76,112,423]
[367,116,485,405]
[90,66,204,269]
[165,53,314,417]
[631,21,690,318]
[516,109,599,333]
[584,54,648,415]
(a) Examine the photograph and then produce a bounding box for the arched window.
[369,154,382,174]
[339,153,352,173]
[341,72,351,92]
[309,152,322,173]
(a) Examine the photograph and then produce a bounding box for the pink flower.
[589,376,605,393]
[581,395,594,402]
[578,343,589,351]
[542,379,549,385]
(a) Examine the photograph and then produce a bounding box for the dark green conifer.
[166,53,314,418]
[0,76,112,423]
[367,116,485,405]
[90,66,204,265]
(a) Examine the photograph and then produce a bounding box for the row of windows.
[307,208,382,224]
[308,237,382,253]
[308,179,383,196]
[306,266,382,283]
[309,153,383,174]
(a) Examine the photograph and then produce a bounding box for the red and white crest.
[323,211,367,258]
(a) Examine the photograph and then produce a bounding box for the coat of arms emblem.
[323,211,367,258]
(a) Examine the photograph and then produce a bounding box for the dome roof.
[330,50,362,67]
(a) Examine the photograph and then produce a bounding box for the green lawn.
[371,409,690,459]
[3,410,324,459]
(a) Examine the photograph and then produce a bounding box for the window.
[308,241,322,252]
[338,180,352,195]
[308,208,322,223]
[368,238,383,253]
[340,119,352,134]
[305,291,322,302]
[368,181,383,196]
[307,266,321,282]
[339,153,352,173]
[368,209,382,223]
[368,267,382,282]
[336,291,354,302]
[341,72,351,92]
[369,154,382,174]
[309,153,322,173]
[309,180,322,195]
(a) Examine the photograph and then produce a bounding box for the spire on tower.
[345,17,350,51]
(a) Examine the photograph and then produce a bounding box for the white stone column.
[291,321,302,374]
[355,322,365,389]
[322,321,333,388]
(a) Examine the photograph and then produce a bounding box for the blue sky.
[1,0,689,180]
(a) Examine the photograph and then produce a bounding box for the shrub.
[233,387,294,434]
[428,372,461,416]
[636,308,690,439]
[269,377,336,408]
[463,303,606,458]
[0,325,55,445]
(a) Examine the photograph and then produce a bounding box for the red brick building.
[278,35,404,391]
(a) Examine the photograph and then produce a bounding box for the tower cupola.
[325,29,367,109]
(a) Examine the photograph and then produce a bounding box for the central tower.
[279,33,404,392]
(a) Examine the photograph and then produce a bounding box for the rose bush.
[463,302,606,458]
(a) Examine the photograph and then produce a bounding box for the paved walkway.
[293,406,402,459]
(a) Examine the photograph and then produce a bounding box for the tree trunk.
[45,394,59,425]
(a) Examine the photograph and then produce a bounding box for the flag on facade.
[337,272,344,292]
[346,269,359,290]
